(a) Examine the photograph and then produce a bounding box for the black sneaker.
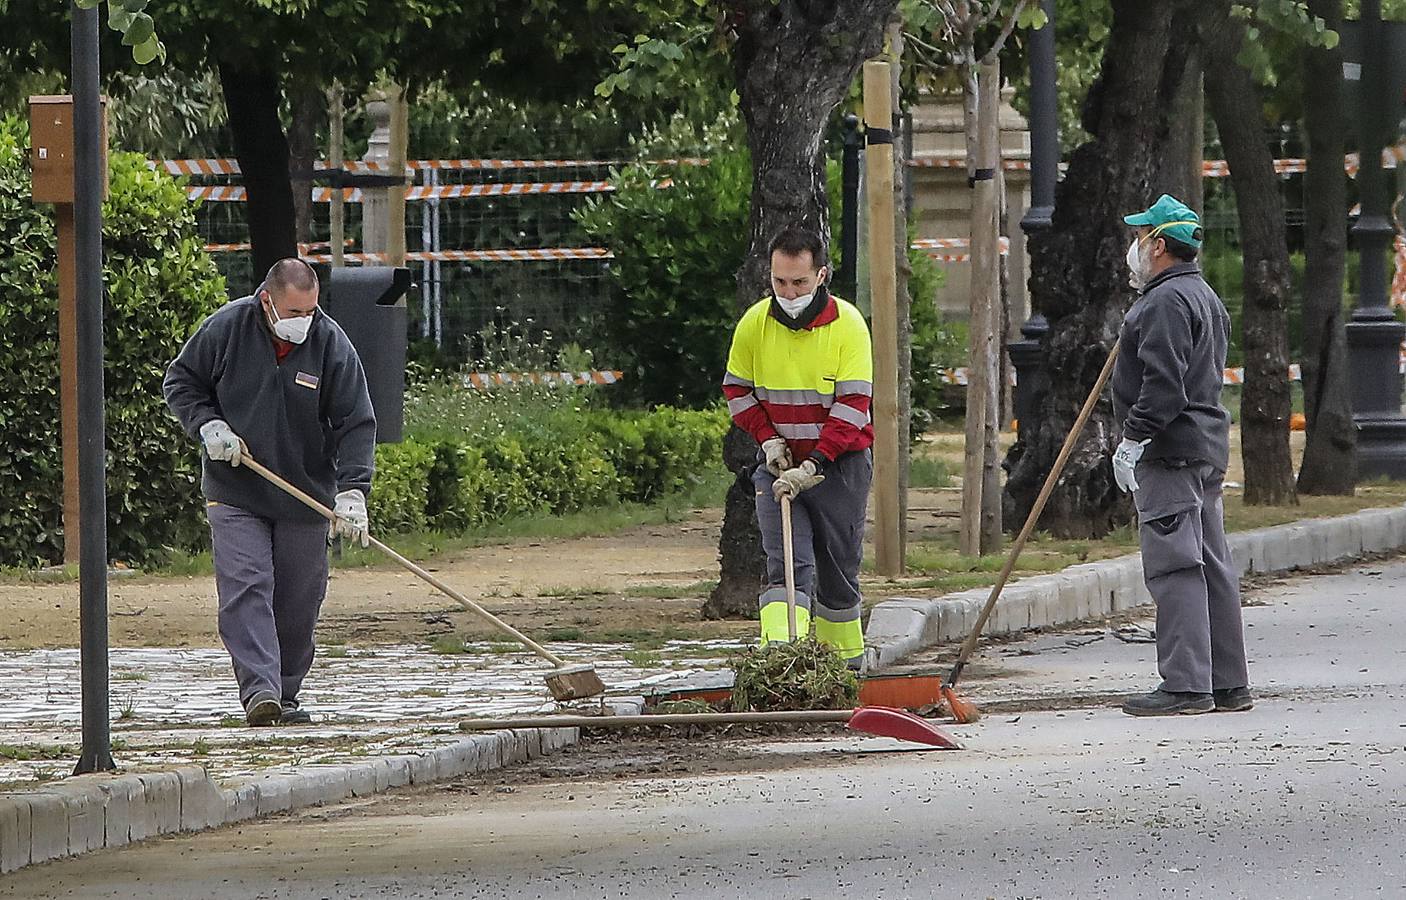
[280,699,312,725]
[1121,689,1215,717]
[244,691,282,727]
[1213,687,1254,712]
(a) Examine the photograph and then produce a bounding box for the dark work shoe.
[1121,689,1214,717]
[280,699,312,725]
[1214,687,1254,712]
[244,691,282,727]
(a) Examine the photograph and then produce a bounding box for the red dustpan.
[846,706,962,749]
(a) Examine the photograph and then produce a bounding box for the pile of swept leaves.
[730,638,859,712]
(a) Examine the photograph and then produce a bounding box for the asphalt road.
[5,558,1405,899]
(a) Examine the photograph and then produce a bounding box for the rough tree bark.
[1296,0,1357,494]
[1201,3,1297,506]
[1003,0,1201,538]
[703,0,899,619]
[218,59,298,283]
[287,84,322,249]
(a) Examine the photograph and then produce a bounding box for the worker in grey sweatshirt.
[1112,194,1252,717]
[164,258,376,726]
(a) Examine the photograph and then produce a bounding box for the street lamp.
[1345,0,1406,479]
[1011,0,1056,435]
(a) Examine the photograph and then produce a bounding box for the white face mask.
[266,296,314,344]
[1125,238,1148,291]
[776,289,816,319]
[774,268,827,319]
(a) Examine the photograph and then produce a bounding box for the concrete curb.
[0,697,645,874]
[863,505,1406,671]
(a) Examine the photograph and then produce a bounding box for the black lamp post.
[1345,0,1406,479]
[71,0,114,775]
[1010,0,1056,435]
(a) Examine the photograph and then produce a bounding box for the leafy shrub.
[370,404,728,535]
[0,120,225,567]
[576,132,750,409]
[369,442,436,533]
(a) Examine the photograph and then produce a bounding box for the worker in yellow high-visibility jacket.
[722,225,873,670]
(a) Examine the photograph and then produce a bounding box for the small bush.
[0,119,225,567]
[372,403,729,536]
[370,442,436,533]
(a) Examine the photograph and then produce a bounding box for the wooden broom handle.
[781,493,798,641]
[239,454,566,667]
[947,342,1122,687]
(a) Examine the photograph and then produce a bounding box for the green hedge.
[0,120,225,568]
[371,406,728,534]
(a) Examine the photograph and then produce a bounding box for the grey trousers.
[1134,461,1249,694]
[753,450,872,625]
[208,503,330,706]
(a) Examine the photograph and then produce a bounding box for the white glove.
[772,459,825,500]
[761,437,793,476]
[333,489,370,548]
[1112,437,1149,493]
[199,419,244,466]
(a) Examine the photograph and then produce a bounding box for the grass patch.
[191,738,210,757]
[620,580,719,600]
[544,626,585,642]
[539,585,611,599]
[113,671,149,682]
[908,455,953,489]
[321,645,350,659]
[0,743,73,761]
[412,687,447,698]
[428,635,468,655]
[622,650,663,668]
[218,716,245,729]
[594,627,693,650]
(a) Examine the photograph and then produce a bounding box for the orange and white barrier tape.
[204,239,351,254]
[301,247,614,264]
[153,157,707,176]
[187,179,645,203]
[912,236,1010,263]
[909,145,1404,178]
[940,349,1404,387]
[459,370,623,390]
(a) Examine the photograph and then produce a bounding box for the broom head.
[941,684,982,724]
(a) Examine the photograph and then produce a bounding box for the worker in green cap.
[1111,194,1252,717]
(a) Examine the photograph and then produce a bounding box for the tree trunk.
[1003,0,1200,538]
[889,19,913,565]
[1201,4,1297,507]
[1163,54,1204,216]
[217,59,297,284]
[705,0,898,619]
[287,84,322,249]
[1297,0,1357,495]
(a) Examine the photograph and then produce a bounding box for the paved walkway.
[10,559,1405,899]
[0,641,739,788]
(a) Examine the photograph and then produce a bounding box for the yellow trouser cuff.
[812,616,865,659]
[759,601,812,644]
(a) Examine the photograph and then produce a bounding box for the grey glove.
[772,459,824,500]
[1112,437,1149,493]
[333,489,370,548]
[761,437,793,476]
[199,419,244,466]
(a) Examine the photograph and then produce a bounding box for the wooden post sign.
[30,95,108,565]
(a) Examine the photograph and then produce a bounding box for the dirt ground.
[0,492,974,650]
[0,429,1363,652]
